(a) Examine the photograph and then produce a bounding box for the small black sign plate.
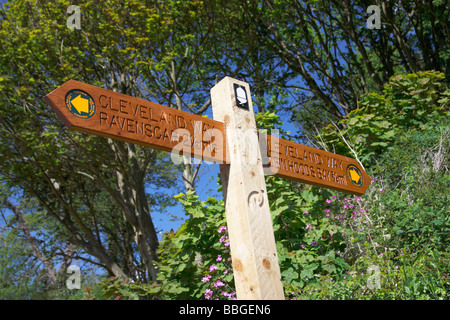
[234,83,249,110]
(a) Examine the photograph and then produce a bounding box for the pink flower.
[303,210,309,215]
[214,280,225,287]
[326,199,332,204]
[356,197,362,201]
[218,226,227,233]
[324,209,330,213]
[224,241,230,247]
[331,196,336,199]
[202,275,212,282]
[216,255,222,262]
[305,224,312,229]
[210,265,218,272]
[219,236,227,242]
[205,289,213,299]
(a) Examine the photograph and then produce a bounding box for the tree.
[0,191,78,299]
[252,0,449,138]
[0,0,209,286]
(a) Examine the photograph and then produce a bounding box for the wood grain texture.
[45,79,227,163]
[264,135,371,196]
[211,76,285,300]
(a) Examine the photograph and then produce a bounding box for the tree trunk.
[4,199,58,289]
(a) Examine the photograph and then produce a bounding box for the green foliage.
[291,119,449,300]
[319,71,449,165]
[288,248,449,300]
[370,125,450,253]
[154,191,233,299]
[0,0,183,290]
[94,277,159,300]
[267,178,348,289]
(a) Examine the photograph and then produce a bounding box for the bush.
[371,124,450,253]
[319,71,449,166]
[287,247,449,300]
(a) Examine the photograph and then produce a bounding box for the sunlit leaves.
[318,71,449,166]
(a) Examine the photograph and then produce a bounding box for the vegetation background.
[0,0,448,299]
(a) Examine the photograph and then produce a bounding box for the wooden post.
[211,77,284,300]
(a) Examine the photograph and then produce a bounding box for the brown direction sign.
[44,80,227,163]
[45,80,371,195]
[263,135,371,195]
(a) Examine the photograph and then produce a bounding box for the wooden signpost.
[44,79,227,163]
[211,78,285,299]
[45,77,371,300]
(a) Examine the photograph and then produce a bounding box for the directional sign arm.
[263,135,371,196]
[44,79,227,163]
